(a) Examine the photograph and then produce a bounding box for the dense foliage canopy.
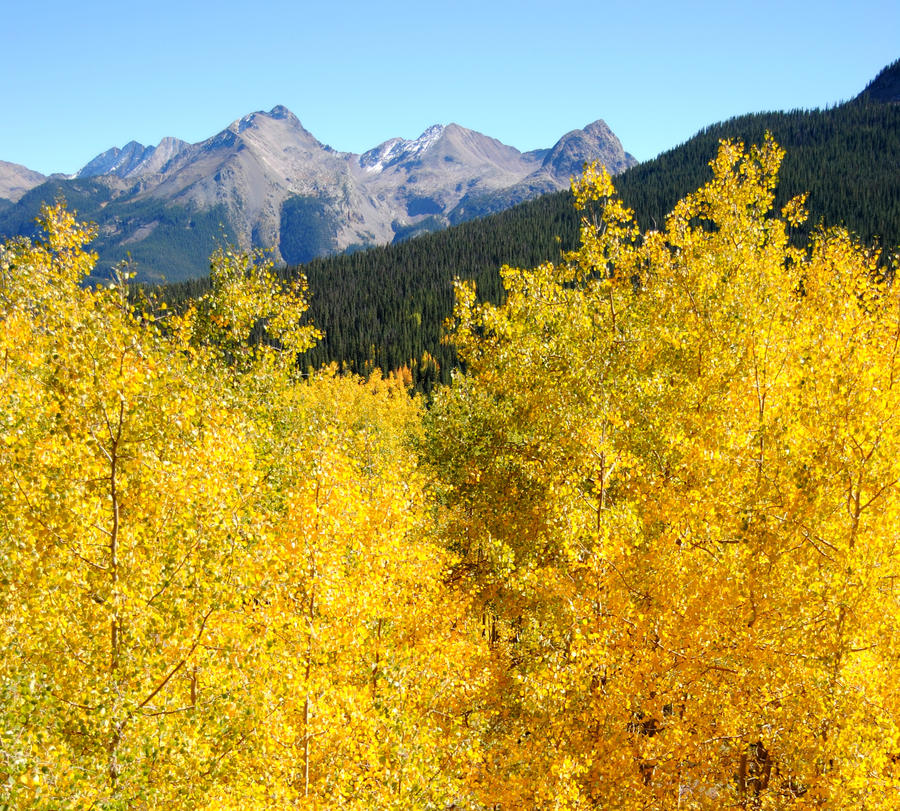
[0,212,478,808]
[425,135,900,807]
[3,135,900,808]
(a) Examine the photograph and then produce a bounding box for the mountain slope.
[76,137,190,179]
[0,109,635,282]
[160,74,900,390]
[858,58,900,103]
[0,160,46,203]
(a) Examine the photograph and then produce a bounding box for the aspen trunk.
[108,401,125,789]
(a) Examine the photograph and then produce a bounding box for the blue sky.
[2,0,897,176]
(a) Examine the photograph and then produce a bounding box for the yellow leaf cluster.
[5,135,900,809]
[428,136,900,809]
[0,208,478,809]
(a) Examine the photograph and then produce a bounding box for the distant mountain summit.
[540,120,637,181]
[359,125,448,172]
[76,137,190,179]
[0,106,636,280]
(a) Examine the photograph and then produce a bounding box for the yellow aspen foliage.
[0,209,480,809]
[7,135,900,810]
[427,136,900,809]
[186,244,320,370]
[201,370,483,809]
[0,205,274,808]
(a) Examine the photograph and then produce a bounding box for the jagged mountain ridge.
[0,107,635,281]
[232,74,900,391]
[76,137,190,180]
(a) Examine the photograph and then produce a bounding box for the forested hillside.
[163,96,900,389]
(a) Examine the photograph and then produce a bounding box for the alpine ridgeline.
[0,108,635,282]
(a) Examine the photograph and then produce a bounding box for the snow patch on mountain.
[359,125,446,173]
[6,105,637,280]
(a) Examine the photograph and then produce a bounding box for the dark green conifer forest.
[159,96,900,390]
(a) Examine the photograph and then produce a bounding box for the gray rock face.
[199,108,629,256]
[3,106,636,277]
[0,160,46,202]
[540,120,636,182]
[76,137,190,179]
[67,106,636,262]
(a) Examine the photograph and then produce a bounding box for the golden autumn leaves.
[428,134,900,808]
[0,216,476,809]
[2,135,900,809]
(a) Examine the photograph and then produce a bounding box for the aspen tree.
[0,207,314,808]
[427,137,900,809]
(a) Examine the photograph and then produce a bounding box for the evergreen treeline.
[617,99,900,247]
[160,97,900,390]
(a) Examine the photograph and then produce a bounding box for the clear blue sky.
[2,0,897,176]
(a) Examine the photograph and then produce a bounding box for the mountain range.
[159,59,900,391]
[0,109,635,282]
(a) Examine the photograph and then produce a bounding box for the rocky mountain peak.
[269,104,300,122]
[226,105,323,154]
[2,107,638,280]
[541,120,636,181]
[582,119,615,139]
[359,125,446,172]
[76,137,189,180]
[233,105,306,132]
[77,142,146,178]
